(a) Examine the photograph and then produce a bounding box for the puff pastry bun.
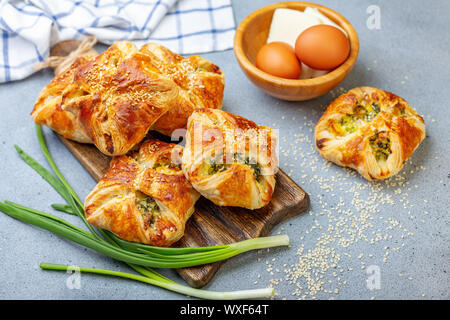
[85,139,200,247]
[315,87,425,181]
[182,109,278,209]
[141,43,224,136]
[32,41,224,156]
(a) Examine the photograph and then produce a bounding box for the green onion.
[51,203,75,215]
[40,263,274,300]
[14,145,71,204]
[0,124,289,299]
[15,142,102,239]
[1,200,289,268]
[5,201,89,236]
[35,126,83,208]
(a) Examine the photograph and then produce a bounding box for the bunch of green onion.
[0,125,290,299]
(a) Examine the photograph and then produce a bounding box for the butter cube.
[267,8,321,48]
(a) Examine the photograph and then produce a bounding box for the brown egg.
[295,25,350,70]
[256,42,301,79]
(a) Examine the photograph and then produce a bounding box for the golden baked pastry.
[31,41,224,156]
[182,109,278,209]
[314,87,426,180]
[32,56,94,143]
[140,43,225,136]
[84,139,200,247]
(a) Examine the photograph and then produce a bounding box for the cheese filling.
[369,131,391,161]
[332,102,381,136]
[200,153,263,181]
[153,162,181,174]
[136,191,160,227]
[353,102,381,122]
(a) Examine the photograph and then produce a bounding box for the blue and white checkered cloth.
[0,0,235,82]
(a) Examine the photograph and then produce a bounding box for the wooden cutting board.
[58,135,309,288]
[46,40,309,287]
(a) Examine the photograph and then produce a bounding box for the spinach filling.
[136,192,160,227]
[204,153,262,181]
[153,162,181,170]
[236,154,262,180]
[207,159,227,175]
[334,102,381,136]
[369,131,392,161]
[393,104,406,117]
[353,102,380,122]
[338,115,360,134]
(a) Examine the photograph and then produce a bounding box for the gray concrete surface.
[0,0,449,300]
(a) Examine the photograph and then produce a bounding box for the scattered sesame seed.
[264,104,431,299]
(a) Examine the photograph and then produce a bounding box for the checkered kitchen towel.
[0,0,235,82]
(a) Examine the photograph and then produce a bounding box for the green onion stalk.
[40,263,273,300]
[0,124,290,299]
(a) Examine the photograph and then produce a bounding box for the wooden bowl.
[234,1,359,101]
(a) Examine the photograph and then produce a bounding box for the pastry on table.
[31,41,224,156]
[314,87,426,181]
[84,139,200,247]
[182,109,278,209]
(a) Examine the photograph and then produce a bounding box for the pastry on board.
[31,56,94,143]
[314,87,426,181]
[141,43,225,136]
[31,41,224,156]
[84,139,200,247]
[182,109,278,209]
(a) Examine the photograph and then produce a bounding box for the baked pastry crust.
[84,139,200,247]
[31,41,224,155]
[31,56,94,143]
[314,87,426,181]
[182,109,278,209]
[140,43,225,136]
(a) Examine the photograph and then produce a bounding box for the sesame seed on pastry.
[84,139,200,247]
[182,109,278,209]
[314,87,426,181]
[32,41,224,156]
